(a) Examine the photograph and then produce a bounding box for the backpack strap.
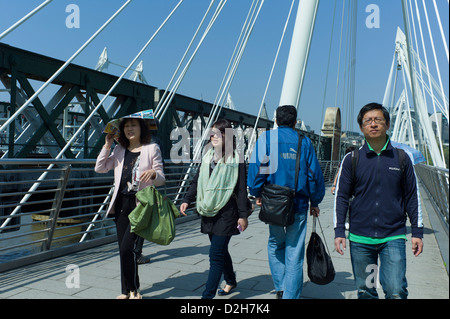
[397,148,406,175]
[396,148,407,189]
[350,149,359,196]
[294,132,304,192]
[395,147,407,213]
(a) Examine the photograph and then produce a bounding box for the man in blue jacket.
[334,102,423,299]
[247,105,325,299]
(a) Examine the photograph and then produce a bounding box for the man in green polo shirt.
[333,103,423,299]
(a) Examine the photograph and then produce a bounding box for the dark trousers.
[202,234,236,299]
[115,194,140,295]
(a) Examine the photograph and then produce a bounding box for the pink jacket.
[95,143,165,216]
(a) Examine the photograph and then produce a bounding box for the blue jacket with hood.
[247,126,325,214]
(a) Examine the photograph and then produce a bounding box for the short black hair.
[276,105,297,127]
[357,103,390,127]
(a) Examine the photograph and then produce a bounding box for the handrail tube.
[415,163,449,225]
[0,157,344,271]
[0,239,48,253]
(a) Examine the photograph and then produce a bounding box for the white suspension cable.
[154,0,227,121]
[167,0,229,205]
[205,0,260,129]
[247,0,296,160]
[392,90,405,140]
[154,0,216,118]
[59,0,184,159]
[340,0,351,127]
[414,61,448,119]
[208,0,264,128]
[206,0,258,122]
[412,0,444,129]
[193,0,264,162]
[401,66,416,146]
[334,0,346,108]
[0,0,132,134]
[0,0,184,230]
[432,0,449,63]
[409,0,435,146]
[317,0,338,159]
[419,0,447,164]
[0,0,53,40]
[171,0,261,205]
[421,0,449,114]
[382,51,397,107]
[347,0,357,133]
[410,0,428,111]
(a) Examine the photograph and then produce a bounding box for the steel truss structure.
[0,43,275,160]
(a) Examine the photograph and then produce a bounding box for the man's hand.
[334,237,346,255]
[255,197,262,206]
[412,237,423,256]
[310,206,320,217]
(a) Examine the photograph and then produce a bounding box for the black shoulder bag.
[259,133,303,227]
[306,216,335,285]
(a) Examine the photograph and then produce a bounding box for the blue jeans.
[350,239,408,299]
[268,212,308,299]
[202,234,236,299]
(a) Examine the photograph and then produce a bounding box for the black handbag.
[306,216,335,285]
[259,133,303,227]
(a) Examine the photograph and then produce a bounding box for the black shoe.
[137,254,150,264]
[276,291,283,299]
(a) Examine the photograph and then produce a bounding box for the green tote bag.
[129,186,180,245]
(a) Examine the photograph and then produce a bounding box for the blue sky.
[0,0,448,134]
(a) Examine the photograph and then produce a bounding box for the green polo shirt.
[348,136,407,244]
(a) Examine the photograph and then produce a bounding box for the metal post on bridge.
[42,164,71,251]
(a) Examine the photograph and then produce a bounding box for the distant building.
[429,112,449,145]
[341,130,363,147]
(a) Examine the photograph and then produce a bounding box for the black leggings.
[114,194,140,294]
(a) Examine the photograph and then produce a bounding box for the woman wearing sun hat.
[95,111,165,299]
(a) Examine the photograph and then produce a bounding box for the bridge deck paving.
[0,185,448,300]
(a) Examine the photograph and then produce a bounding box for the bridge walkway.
[0,184,448,299]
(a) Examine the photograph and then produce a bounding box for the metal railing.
[0,158,199,272]
[415,163,449,227]
[319,160,340,183]
[0,158,338,272]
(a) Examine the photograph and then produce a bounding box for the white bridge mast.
[279,0,319,108]
[400,0,446,168]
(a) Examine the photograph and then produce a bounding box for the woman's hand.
[179,203,188,216]
[104,133,115,149]
[238,218,248,232]
[140,169,157,183]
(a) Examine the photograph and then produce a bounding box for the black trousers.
[202,234,236,299]
[114,194,140,294]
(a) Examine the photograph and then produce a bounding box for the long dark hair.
[117,118,152,148]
